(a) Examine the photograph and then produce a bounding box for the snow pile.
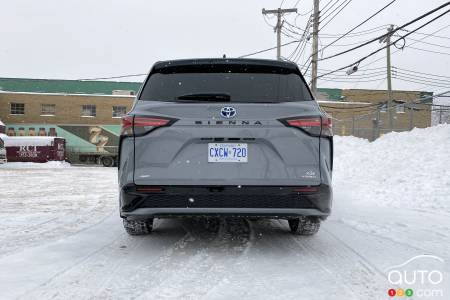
[0,161,71,169]
[334,124,450,213]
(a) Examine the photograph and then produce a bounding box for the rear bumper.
[122,207,328,220]
[120,184,332,220]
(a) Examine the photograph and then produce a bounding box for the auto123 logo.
[385,255,446,298]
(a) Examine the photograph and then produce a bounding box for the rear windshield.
[139,64,313,103]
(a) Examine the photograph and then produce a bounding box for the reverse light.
[121,115,177,136]
[280,116,333,137]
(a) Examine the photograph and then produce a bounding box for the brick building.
[319,89,433,139]
[0,78,433,142]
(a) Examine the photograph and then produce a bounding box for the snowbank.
[0,161,71,169]
[334,124,450,212]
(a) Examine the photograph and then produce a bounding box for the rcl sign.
[18,145,39,158]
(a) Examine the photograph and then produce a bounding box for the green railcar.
[4,124,121,167]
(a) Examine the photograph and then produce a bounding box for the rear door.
[132,61,323,186]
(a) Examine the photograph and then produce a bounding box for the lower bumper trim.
[122,207,329,220]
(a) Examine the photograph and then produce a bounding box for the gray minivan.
[118,58,333,236]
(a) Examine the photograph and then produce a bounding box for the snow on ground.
[0,161,71,169]
[0,125,449,300]
[334,124,450,212]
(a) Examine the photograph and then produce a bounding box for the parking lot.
[1,126,449,299]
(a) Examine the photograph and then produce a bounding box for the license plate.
[208,143,248,163]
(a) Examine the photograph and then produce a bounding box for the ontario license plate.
[208,143,248,163]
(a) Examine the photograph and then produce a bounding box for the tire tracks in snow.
[129,218,254,300]
[20,218,187,300]
[21,218,254,300]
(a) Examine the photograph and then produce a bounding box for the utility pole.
[385,25,395,131]
[408,103,415,130]
[310,0,320,98]
[262,7,297,61]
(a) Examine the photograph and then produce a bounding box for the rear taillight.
[280,116,333,137]
[136,186,164,193]
[121,115,134,136]
[293,187,319,193]
[121,115,177,136]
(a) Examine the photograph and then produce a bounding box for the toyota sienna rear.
[118,58,333,235]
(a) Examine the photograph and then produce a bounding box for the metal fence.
[331,104,449,141]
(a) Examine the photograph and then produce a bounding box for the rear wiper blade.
[176,93,231,102]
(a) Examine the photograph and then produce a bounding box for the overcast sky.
[1,0,449,93]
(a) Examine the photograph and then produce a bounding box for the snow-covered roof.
[0,90,135,98]
[3,136,64,147]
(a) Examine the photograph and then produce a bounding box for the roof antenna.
[222,54,226,58]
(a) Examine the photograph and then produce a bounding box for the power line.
[319,25,388,37]
[320,0,341,18]
[320,0,397,53]
[406,37,450,49]
[393,67,450,79]
[318,2,450,62]
[316,75,387,82]
[318,69,387,77]
[238,40,299,58]
[394,73,450,87]
[316,6,450,79]
[319,74,387,81]
[398,28,450,40]
[320,0,353,30]
[291,0,314,17]
[404,45,450,56]
[394,72,450,84]
[289,16,313,62]
[359,24,450,69]
[395,73,450,85]
[394,76,450,89]
[319,66,386,72]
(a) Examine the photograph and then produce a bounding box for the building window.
[396,103,405,113]
[380,103,387,113]
[81,105,96,117]
[112,106,127,118]
[10,103,25,115]
[41,104,56,116]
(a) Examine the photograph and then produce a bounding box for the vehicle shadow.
[143,217,304,254]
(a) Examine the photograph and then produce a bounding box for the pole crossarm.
[262,7,298,61]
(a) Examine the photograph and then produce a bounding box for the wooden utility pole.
[310,0,320,97]
[262,7,297,60]
[386,25,394,130]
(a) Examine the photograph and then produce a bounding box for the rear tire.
[101,156,114,167]
[123,218,153,235]
[288,217,320,235]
